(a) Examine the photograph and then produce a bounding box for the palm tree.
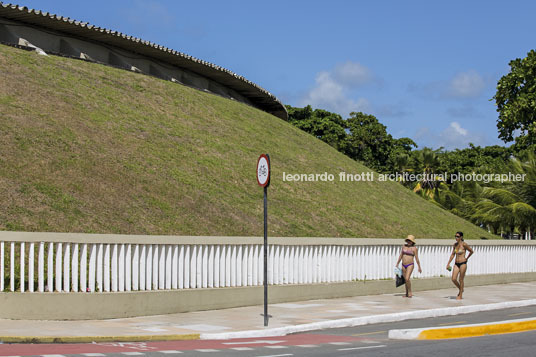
[411,148,447,199]
[471,187,536,239]
[507,152,536,238]
[433,181,475,219]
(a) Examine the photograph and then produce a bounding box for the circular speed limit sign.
[256,154,270,187]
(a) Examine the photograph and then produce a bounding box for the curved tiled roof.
[0,3,287,120]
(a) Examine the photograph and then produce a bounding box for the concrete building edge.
[1,273,535,320]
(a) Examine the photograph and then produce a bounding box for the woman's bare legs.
[457,264,467,300]
[404,265,414,297]
[451,265,461,297]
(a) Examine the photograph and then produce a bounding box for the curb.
[388,317,536,340]
[2,299,536,343]
[200,298,536,340]
[0,334,200,344]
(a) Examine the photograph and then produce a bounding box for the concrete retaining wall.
[2,272,535,320]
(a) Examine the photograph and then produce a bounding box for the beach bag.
[396,274,406,287]
[394,267,405,287]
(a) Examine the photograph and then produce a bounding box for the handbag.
[396,274,406,287]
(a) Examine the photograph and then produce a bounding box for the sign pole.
[263,184,268,327]
[256,153,270,327]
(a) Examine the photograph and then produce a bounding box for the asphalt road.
[0,306,535,357]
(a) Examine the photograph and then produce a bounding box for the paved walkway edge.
[388,317,536,340]
[200,299,536,340]
[0,334,200,344]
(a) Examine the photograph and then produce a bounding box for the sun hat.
[405,235,416,244]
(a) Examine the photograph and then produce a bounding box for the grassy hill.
[0,44,495,239]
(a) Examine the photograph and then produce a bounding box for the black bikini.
[455,261,467,268]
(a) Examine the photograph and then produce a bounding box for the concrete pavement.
[1,281,535,343]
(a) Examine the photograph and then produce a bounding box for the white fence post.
[0,242,4,292]
[47,242,53,292]
[63,242,70,292]
[72,243,78,292]
[20,242,25,292]
[38,242,44,292]
[29,242,34,292]
[55,242,62,292]
[10,242,15,292]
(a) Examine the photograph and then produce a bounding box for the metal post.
[263,185,268,326]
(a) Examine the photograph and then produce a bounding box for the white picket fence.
[1,233,535,293]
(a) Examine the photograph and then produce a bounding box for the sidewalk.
[1,281,535,342]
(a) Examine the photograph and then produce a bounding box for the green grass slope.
[0,45,495,239]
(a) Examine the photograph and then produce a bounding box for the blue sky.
[14,0,536,150]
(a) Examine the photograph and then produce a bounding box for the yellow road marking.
[508,312,532,317]
[439,321,466,326]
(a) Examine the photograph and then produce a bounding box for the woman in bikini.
[395,235,422,298]
[446,231,474,300]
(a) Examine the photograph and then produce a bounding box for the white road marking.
[224,340,285,345]
[82,354,106,357]
[328,342,352,345]
[231,347,254,351]
[296,344,318,348]
[338,345,386,351]
[194,349,219,353]
[264,346,288,349]
[158,351,183,354]
[94,342,155,351]
[254,354,293,357]
[121,353,145,356]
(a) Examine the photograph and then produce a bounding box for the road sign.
[256,154,270,188]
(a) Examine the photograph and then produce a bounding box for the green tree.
[439,144,512,177]
[386,137,417,175]
[345,112,394,171]
[493,49,536,149]
[286,105,348,152]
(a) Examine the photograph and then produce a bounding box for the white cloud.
[299,70,370,116]
[332,61,373,88]
[299,61,377,116]
[444,121,468,137]
[439,122,483,149]
[409,70,487,100]
[415,122,485,149]
[445,70,486,98]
